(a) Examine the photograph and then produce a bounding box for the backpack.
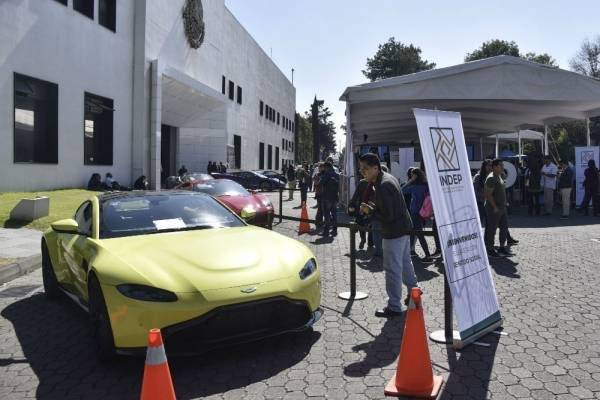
[419,195,433,219]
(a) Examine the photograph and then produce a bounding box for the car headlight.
[299,258,317,280]
[241,205,257,220]
[116,284,178,302]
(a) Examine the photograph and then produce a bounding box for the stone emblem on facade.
[183,0,205,49]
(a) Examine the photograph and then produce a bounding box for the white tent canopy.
[340,56,600,145]
[490,130,544,142]
[339,56,600,202]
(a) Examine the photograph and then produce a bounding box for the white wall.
[141,0,296,174]
[0,0,135,191]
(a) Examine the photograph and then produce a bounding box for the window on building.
[291,142,294,153]
[73,0,94,19]
[13,73,58,164]
[277,112,280,125]
[84,92,114,165]
[275,147,279,170]
[282,138,285,149]
[99,0,116,31]
[228,80,234,101]
[234,135,241,168]
[54,0,68,6]
[222,76,226,95]
[259,100,264,116]
[272,109,276,123]
[292,122,295,132]
[259,142,265,169]
[237,86,242,105]
[267,144,273,169]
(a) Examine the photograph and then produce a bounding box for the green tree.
[305,101,337,160]
[465,39,520,61]
[465,39,557,66]
[523,52,557,66]
[362,37,435,81]
[295,114,313,164]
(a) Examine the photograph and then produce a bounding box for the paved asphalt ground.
[0,191,599,399]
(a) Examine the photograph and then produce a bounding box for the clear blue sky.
[225,0,600,151]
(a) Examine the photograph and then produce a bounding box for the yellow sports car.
[42,191,321,359]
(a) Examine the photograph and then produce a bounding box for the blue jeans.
[371,220,382,256]
[382,235,419,312]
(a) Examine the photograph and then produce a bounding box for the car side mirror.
[51,219,79,234]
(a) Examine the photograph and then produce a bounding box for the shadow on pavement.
[489,257,521,279]
[343,317,405,377]
[439,333,500,399]
[2,292,321,399]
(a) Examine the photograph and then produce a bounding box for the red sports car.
[177,179,274,228]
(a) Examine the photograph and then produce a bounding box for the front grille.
[163,297,312,353]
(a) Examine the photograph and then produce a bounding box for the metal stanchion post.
[278,187,283,223]
[339,222,368,300]
[429,262,459,344]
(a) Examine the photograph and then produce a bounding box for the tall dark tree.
[295,113,313,164]
[570,36,600,78]
[362,37,435,81]
[306,99,336,161]
[310,97,323,162]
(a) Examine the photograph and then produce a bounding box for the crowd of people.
[205,161,228,174]
[285,159,340,237]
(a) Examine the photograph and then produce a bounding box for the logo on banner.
[581,151,594,166]
[430,127,460,172]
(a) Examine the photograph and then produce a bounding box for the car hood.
[95,226,311,292]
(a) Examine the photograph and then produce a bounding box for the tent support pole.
[480,137,484,160]
[495,134,499,158]
[517,129,522,165]
[587,118,591,146]
[544,125,550,156]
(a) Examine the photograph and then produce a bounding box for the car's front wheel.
[88,275,116,361]
[41,241,62,300]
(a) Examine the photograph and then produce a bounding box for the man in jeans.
[557,160,574,219]
[541,156,558,215]
[320,162,339,236]
[359,153,418,317]
[484,159,511,258]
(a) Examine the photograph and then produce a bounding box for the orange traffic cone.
[298,202,310,234]
[140,328,176,400]
[384,288,443,399]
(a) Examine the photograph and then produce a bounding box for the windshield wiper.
[149,225,215,234]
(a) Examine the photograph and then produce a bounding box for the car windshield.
[99,193,244,238]
[192,180,249,197]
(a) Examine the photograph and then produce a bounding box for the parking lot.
[1,192,600,399]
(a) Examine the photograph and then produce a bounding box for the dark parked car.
[254,170,287,184]
[212,171,284,191]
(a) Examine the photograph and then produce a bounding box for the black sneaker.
[420,256,434,263]
[487,248,501,258]
[331,229,338,237]
[374,307,403,318]
[497,247,513,257]
[507,238,519,245]
[359,240,365,250]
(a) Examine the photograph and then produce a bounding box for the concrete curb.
[0,255,42,285]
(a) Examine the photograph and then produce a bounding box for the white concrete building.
[0,0,296,191]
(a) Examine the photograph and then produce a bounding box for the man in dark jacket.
[358,153,418,317]
[320,162,339,236]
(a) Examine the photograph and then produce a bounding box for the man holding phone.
[358,153,419,317]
